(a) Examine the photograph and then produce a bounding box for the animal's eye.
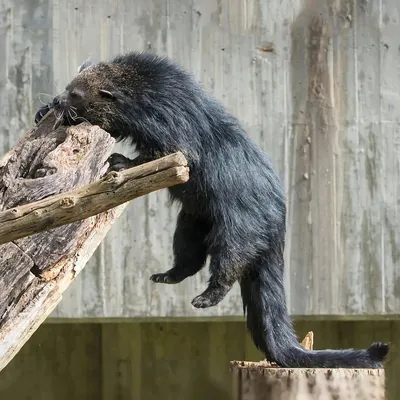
[70,90,83,99]
[99,89,116,100]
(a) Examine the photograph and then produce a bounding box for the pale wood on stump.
[0,111,189,371]
[230,332,385,400]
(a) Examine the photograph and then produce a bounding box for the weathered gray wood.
[0,111,112,311]
[0,0,399,318]
[0,151,188,245]
[0,243,34,318]
[0,113,188,371]
[0,111,127,371]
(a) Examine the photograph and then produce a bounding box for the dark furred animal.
[35,52,389,368]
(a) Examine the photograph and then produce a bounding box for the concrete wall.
[0,0,399,318]
[0,320,398,399]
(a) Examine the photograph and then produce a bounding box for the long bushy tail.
[239,253,389,368]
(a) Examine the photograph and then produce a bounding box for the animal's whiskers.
[66,108,74,124]
[73,115,91,124]
[36,93,53,106]
[69,107,78,119]
[54,109,64,120]
[53,82,62,93]
[53,109,64,129]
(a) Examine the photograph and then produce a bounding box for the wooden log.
[231,332,385,399]
[0,111,189,371]
[230,361,385,400]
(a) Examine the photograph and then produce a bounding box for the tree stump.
[231,332,385,399]
[230,361,385,400]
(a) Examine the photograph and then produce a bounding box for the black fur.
[35,52,389,368]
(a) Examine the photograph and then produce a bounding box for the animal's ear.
[99,89,116,100]
[77,59,95,73]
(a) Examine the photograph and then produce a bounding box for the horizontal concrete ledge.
[45,314,400,324]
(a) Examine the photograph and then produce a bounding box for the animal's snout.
[53,96,61,107]
[52,93,68,108]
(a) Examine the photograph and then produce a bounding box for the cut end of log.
[173,166,190,183]
[170,151,188,167]
[230,361,385,400]
[230,331,385,399]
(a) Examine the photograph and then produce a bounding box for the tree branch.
[0,152,188,245]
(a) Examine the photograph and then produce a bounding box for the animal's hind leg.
[191,250,241,308]
[150,210,209,284]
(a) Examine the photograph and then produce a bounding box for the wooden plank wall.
[0,320,398,400]
[0,0,399,318]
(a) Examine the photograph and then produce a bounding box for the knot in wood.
[104,171,122,185]
[11,208,21,217]
[60,197,77,208]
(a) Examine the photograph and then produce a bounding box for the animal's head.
[51,57,150,139]
[51,52,197,146]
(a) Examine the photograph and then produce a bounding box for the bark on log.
[0,150,188,245]
[230,361,385,400]
[0,111,189,371]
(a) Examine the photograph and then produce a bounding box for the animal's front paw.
[150,268,183,284]
[35,104,52,124]
[106,153,133,173]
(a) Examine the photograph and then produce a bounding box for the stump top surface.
[229,360,385,376]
